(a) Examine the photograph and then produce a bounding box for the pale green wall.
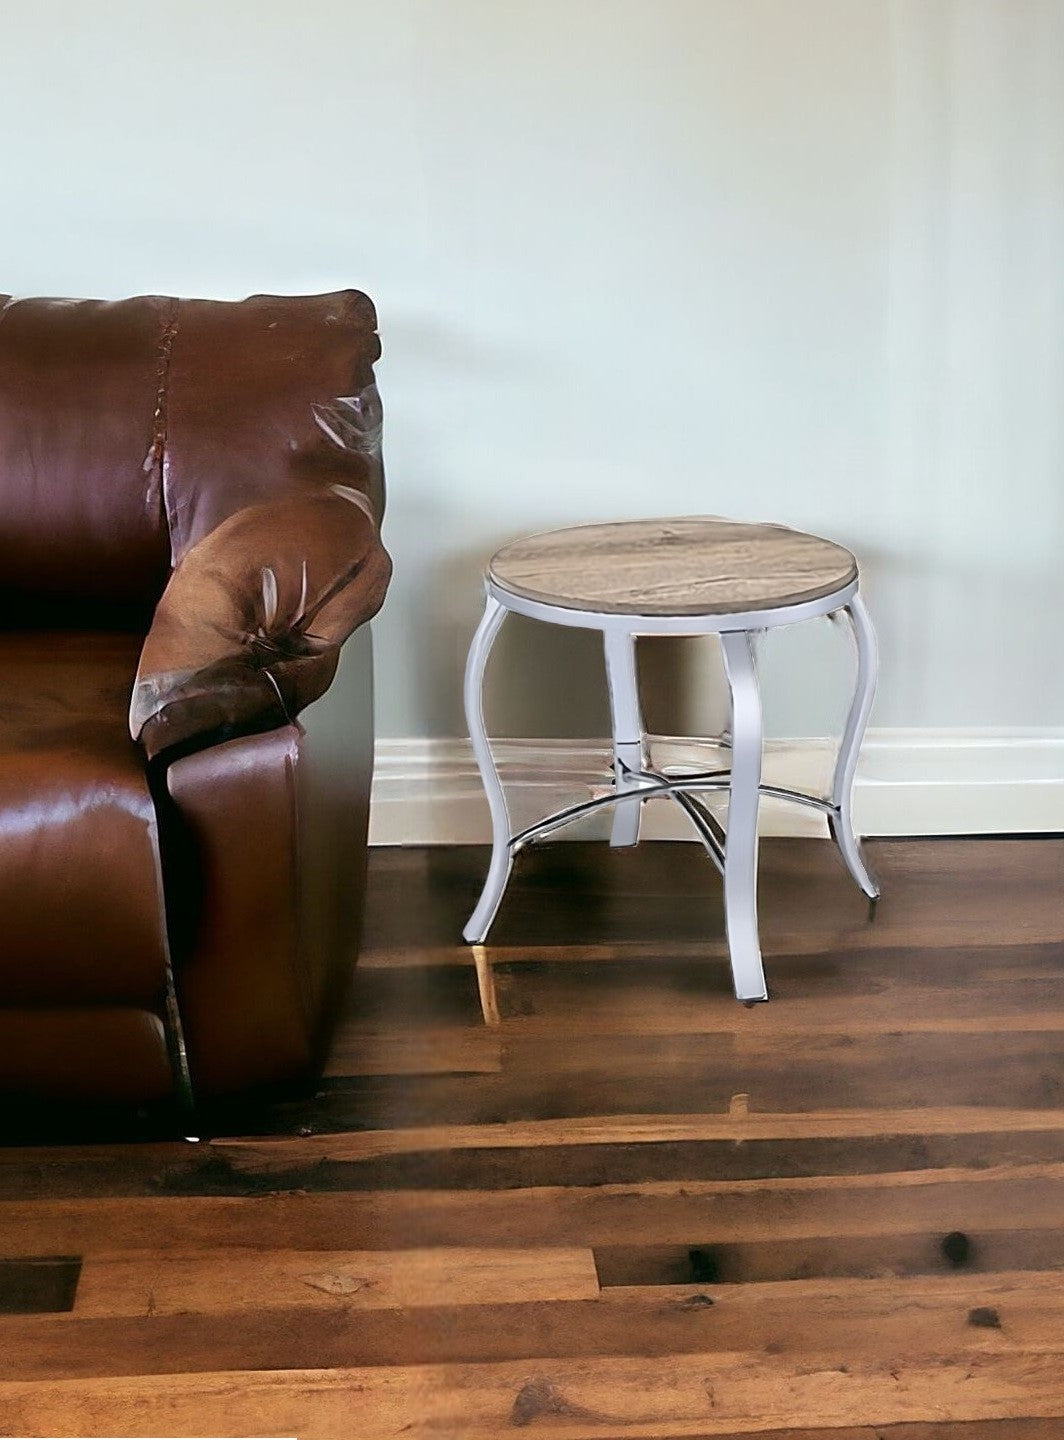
[3,1,1062,740]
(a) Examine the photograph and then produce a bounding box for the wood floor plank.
[2,1109,1061,1201]
[194,1030,1064,1134]
[3,1164,1063,1255]
[361,838,1064,964]
[214,1107,1064,1157]
[594,1227,1064,1286]
[5,1124,1064,1201]
[2,1349,1064,1438]
[3,1271,1063,1380]
[322,1025,503,1077]
[70,1245,599,1317]
[490,974,1064,1035]
[674,1428,1064,1439]
[348,945,1064,1016]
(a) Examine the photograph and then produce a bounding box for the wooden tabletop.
[488,517,858,616]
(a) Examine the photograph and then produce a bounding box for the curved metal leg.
[720,630,768,1003]
[829,591,880,900]
[603,628,645,848]
[719,628,762,749]
[463,593,513,943]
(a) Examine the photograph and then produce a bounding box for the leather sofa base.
[0,1007,173,1107]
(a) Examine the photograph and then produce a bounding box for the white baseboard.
[369,730,1064,845]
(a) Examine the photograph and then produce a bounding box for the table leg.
[720,630,769,1002]
[463,593,513,946]
[603,628,645,848]
[718,628,761,749]
[471,944,501,1026]
[829,591,880,900]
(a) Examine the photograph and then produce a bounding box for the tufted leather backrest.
[0,290,384,631]
[0,295,174,628]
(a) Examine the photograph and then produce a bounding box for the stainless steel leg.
[829,591,880,900]
[463,593,513,943]
[603,628,645,848]
[720,630,768,1003]
[719,628,762,748]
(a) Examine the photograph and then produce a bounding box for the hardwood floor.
[1,837,1063,1437]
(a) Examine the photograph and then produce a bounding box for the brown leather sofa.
[0,290,391,1113]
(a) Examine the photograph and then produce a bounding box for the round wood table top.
[488,517,858,617]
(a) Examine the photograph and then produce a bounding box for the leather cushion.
[0,633,170,1005]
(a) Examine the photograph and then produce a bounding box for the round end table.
[462,516,878,1007]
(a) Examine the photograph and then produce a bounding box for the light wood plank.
[70,1245,599,1317]
[2,1349,1063,1438]
[210,1107,1064,1164]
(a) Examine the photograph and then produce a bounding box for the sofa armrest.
[130,484,391,762]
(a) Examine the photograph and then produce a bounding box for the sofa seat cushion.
[0,632,170,1006]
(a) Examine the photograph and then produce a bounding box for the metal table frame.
[462,574,878,1003]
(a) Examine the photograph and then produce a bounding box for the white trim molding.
[369,729,1064,846]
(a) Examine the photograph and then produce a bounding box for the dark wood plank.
[3,1165,1064,1255]
[362,838,1064,959]
[0,1270,1060,1379]
[192,1027,1064,1135]
[594,1227,1064,1286]
[0,1256,81,1314]
[7,1106,1064,1199]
